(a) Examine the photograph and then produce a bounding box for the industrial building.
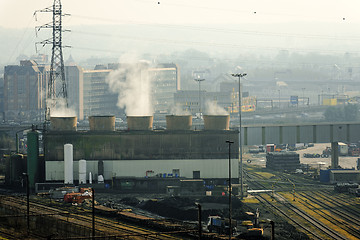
[266,152,300,171]
[7,114,239,192]
[320,169,360,183]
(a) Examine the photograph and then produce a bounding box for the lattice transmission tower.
[35,0,70,120]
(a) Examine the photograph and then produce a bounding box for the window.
[193,171,200,179]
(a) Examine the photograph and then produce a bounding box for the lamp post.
[195,203,202,240]
[278,89,280,109]
[231,73,247,199]
[92,188,95,240]
[226,140,234,240]
[302,87,305,106]
[22,173,29,236]
[194,77,205,115]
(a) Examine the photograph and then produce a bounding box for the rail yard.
[244,161,360,240]
[1,151,360,239]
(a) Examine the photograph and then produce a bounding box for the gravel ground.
[246,143,359,170]
[297,143,359,169]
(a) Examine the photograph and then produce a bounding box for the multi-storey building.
[0,77,4,120]
[83,68,118,118]
[149,63,180,115]
[174,90,233,115]
[3,60,48,122]
[3,61,181,123]
[65,65,84,120]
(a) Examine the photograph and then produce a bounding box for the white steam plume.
[49,98,77,117]
[169,104,188,115]
[204,100,229,115]
[106,54,153,116]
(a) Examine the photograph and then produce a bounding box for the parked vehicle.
[63,188,92,204]
[206,216,237,235]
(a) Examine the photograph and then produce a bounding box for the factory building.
[266,152,300,171]
[43,115,239,189]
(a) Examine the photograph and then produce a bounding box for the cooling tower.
[166,115,192,130]
[89,115,115,131]
[127,116,153,130]
[50,117,77,131]
[203,115,230,130]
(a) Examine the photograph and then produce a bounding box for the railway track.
[0,195,193,239]
[244,169,351,240]
[319,190,360,215]
[296,191,360,239]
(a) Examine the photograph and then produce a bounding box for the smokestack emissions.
[106,54,153,116]
[204,100,228,115]
[48,98,77,117]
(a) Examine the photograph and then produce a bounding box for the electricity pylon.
[35,0,70,120]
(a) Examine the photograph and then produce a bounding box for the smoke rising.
[169,104,188,115]
[106,54,153,116]
[204,100,228,115]
[49,98,77,117]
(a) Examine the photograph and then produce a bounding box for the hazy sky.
[1,0,360,64]
[1,0,359,28]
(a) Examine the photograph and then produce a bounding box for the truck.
[266,144,276,153]
[206,216,237,235]
[63,188,92,204]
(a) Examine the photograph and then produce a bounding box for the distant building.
[82,69,118,118]
[65,65,84,120]
[3,60,48,122]
[174,89,255,116]
[174,90,233,115]
[30,54,48,65]
[149,63,180,115]
[4,61,181,122]
[0,77,4,120]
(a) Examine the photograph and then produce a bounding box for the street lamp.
[22,173,29,236]
[92,188,95,240]
[302,87,305,106]
[231,73,247,199]
[278,89,280,109]
[194,77,205,116]
[226,140,234,240]
[195,203,202,240]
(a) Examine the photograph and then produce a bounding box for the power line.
[70,30,360,55]
[70,14,360,41]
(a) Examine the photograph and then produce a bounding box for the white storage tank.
[64,144,73,184]
[79,159,87,184]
